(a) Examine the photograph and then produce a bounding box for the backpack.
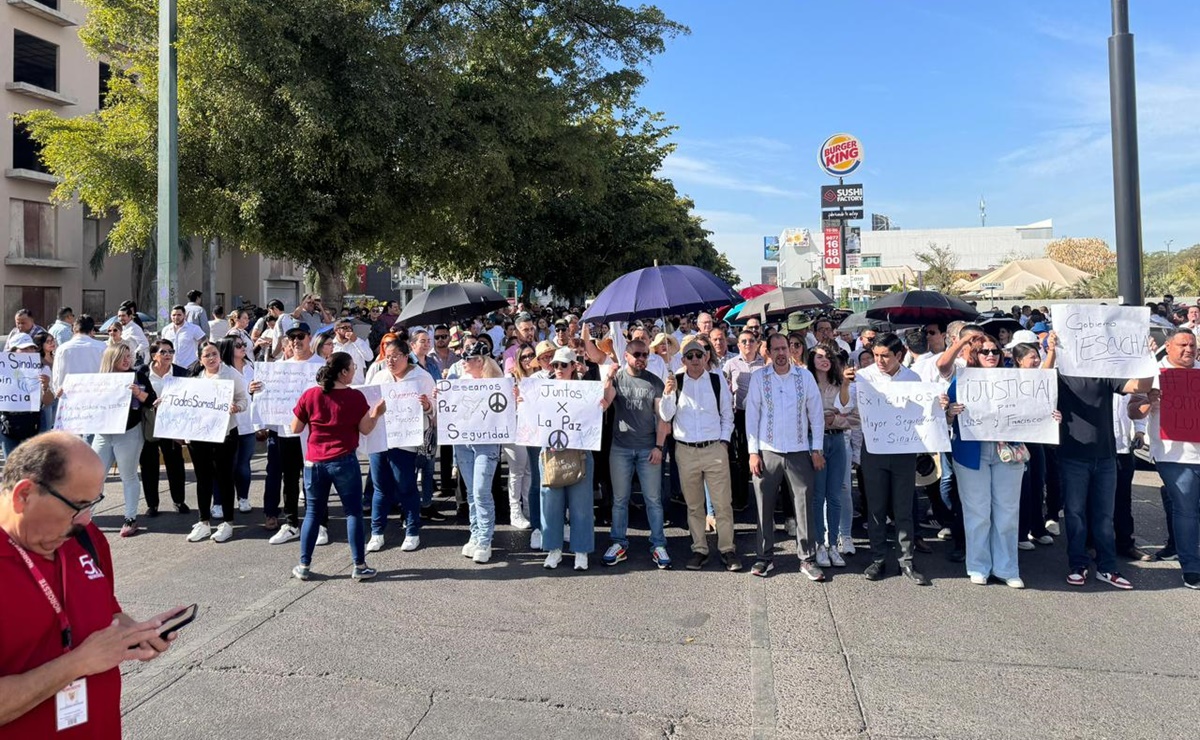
[673,371,725,417]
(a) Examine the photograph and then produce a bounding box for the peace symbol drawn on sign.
[548,429,569,450]
[488,392,508,413]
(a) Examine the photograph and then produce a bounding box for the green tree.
[915,242,964,294]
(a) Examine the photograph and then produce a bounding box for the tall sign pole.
[818,133,864,284]
[156,0,179,326]
[1108,0,1143,306]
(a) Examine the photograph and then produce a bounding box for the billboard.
[846,227,861,254]
[763,236,780,261]
[821,184,864,208]
[818,134,863,178]
[823,227,842,270]
[760,266,778,286]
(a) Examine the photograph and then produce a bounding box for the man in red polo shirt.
[0,432,182,738]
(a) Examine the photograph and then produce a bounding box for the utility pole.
[156,0,179,327]
[1108,0,1144,306]
[1165,239,1174,276]
[979,195,986,227]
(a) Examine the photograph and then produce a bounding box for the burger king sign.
[818,133,863,179]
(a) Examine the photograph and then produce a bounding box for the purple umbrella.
[581,265,742,324]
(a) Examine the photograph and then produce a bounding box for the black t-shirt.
[1057,375,1126,460]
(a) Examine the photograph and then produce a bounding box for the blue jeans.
[458,444,499,547]
[609,444,666,549]
[526,446,542,531]
[541,451,595,553]
[1058,456,1118,572]
[953,444,1024,580]
[369,448,421,537]
[233,432,255,501]
[1157,462,1200,574]
[811,431,849,547]
[419,454,436,506]
[92,424,145,520]
[300,453,366,567]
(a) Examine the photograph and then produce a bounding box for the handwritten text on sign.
[1159,368,1200,443]
[436,377,515,445]
[154,378,235,443]
[252,362,318,427]
[857,380,951,454]
[956,368,1059,444]
[517,379,603,451]
[1051,304,1156,379]
[0,352,42,412]
[56,373,133,435]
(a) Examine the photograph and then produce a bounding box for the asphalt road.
[100,458,1197,740]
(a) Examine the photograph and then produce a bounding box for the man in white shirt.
[1181,305,1199,330]
[252,300,296,360]
[1129,328,1199,589]
[48,307,74,347]
[856,332,930,586]
[812,316,852,356]
[209,306,230,340]
[696,312,714,337]
[671,314,694,345]
[662,336,738,572]
[115,305,150,364]
[183,290,209,335]
[51,315,107,393]
[160,305,207,369]
[331,317,372,369]
[745,333,826,580]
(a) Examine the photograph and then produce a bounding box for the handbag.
[0,411,40,441]
[996,441,1030,464]
[142,404,158,441]
[417,418,436,460]
[540,448,586,488]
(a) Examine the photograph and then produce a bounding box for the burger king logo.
[818,133,863,178]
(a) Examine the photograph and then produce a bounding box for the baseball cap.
[1005,329,1039,349]
[462,342,489,359]
[286,322,312,339]
[551,347,577,365]
[6,332,36,350]
[1030,322,1050,334]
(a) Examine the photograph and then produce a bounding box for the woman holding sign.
[219,336,257,513]
[185,341,250,543]
[364,337,433,554]
[457,342,505,564]
[290,352,386,581]
[91,343,155,537]
[942,334,1040,589]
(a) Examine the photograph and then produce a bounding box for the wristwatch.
[654,445,664,451]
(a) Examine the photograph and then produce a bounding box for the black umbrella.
[738,287,834,320]
[978,316,1023,335]
[865,291,979,324]
[398,282,510,325]
[836,311,893,334]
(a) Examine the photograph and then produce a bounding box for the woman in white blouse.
[806,342,857,568]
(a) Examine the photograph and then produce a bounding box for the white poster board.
[153,377,235,443]
[857,380,951,454]
[56,373,133,435]
[353,384,425,454]
[956,368,1059,444]
[436,377,515,445]
[516,378,603,451]
[0,352,43,412]
[354,385,388,455]
[252,362,319,427]
[1050,304,1157,379]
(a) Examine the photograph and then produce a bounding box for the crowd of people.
[1,291,1196,592]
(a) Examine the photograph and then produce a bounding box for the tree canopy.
[22,0,737,307]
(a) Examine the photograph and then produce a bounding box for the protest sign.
[857,380,951,454]
[251,362,318,427]
[1050,304,1157,379]
[955,368,1059,444]
[0,352,43,412]
[517,379,604,451]
[56,373,133,435]
[436,377,515,445]
[154,377,235,443]
[1159,367,1200,443]
[353,384,425,453]
[354,385,388,455]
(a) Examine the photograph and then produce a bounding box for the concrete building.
[858,220,1055,273]
[2,0,306,327]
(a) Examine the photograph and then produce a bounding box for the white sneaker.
[186,522,212,542]
[543,549,563,569]
[211,522,234,543]
[472,546,492,564]
[828,547,846,567]
[211,504,225,520]
[530,529,542,551]
[574,552,588,571]
[366,534,385,552]
[1030,533,1054,545]
[238,499,252,513]
[400,535,420,552]
[937,527,953,541]
[1006,577,1026,589]
[1045,520,1060,536]
[511,513,532,530]
[838,535,856,556]
[784,517,797,537]
[969,574,988,585]
[1017,541,1036,551]
[461,540,478,558]
[316,526,330,546]
[815,544,832,568]
[268,524,299,545]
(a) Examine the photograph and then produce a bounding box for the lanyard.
[7,536,71,652]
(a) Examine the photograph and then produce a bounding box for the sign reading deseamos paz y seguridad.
[818,133,863,178]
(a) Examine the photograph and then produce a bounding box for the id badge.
[55,678,88,731]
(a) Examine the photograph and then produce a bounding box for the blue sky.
[637,1,1200,287]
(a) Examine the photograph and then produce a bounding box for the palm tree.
[1024,282,1065,301]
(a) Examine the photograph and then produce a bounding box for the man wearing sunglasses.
[0,432,182,736]
[601,339,676,569]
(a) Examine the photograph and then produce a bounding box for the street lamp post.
[155,0,179,328]
[1108,0,1144,306]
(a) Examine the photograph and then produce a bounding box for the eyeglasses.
[627,351,649,358]
[682,351,706,360]
[157,349,175,356]
[434,335,449,341]
[978,348,1003,356]
[551,362,572,369]
[36,480,105,522]
[234,342,246,349]
[519,353,535,361]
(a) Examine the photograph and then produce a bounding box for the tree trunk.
[313,255,346,314]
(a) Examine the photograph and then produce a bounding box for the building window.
[13,31,59,92]
[4,286,62,329]
[82,289,105,319]
[12,122,46,172]
[861,256,882,268]
[98,62,111,108]
[9,199,57,259]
